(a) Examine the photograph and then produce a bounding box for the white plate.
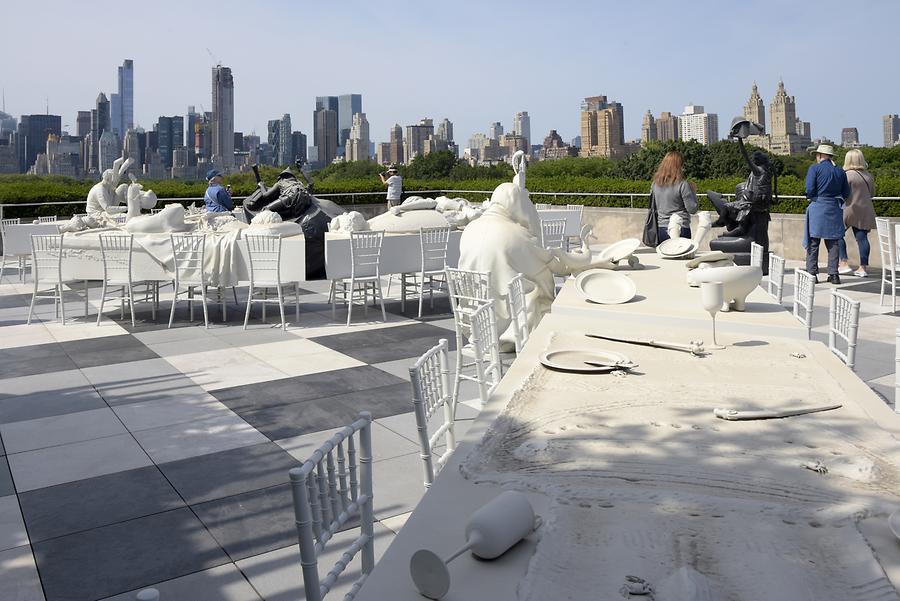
[575,269,637,304]
[598,238,641,263]
[657,237,695,256]
[539,349,634,373]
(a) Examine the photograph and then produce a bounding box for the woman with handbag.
[837,149,876,278]
[649,151,698,244]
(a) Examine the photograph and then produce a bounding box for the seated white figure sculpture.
[125,176,158,220]
[329,212,370,234]
[124,204,193,234]
[86,157,133,215]
[459,151,601,351]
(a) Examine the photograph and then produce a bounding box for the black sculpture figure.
[707,118,775,274]
[243,161,344,280]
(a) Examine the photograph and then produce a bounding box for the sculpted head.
[101,168,115,186]
[488,181,540,237]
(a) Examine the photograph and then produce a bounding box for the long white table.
[324,230,461,280]
[356,256,900,600]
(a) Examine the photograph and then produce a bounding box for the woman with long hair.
[651,151,698,243]
[837,149,876,278]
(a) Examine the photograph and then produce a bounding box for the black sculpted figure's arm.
[737,138,763,177]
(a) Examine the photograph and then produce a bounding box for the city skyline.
[2,0,897,149]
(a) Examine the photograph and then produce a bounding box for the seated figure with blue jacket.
[804,144,849,284]
[204,169,234,213]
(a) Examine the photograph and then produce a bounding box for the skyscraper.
[436,118,454,143]
[277,114,293,166]
[314,109,338,166]
[405,119,434,161]
[186,106,199,166]
[512,112,531,147]
[337,94,362,150]
[579,95,626,158]
[389,124,404,165]
[110,93,121,138]
[211,65,234,170]
[345,112,370,161]
[17,114,61,173]
[743,83,766,130]
[488,122,504,140]
[119,60,134,134]
[883,114,900,147]
[656,112,679,142]
[156,116,184,169]
[94,92,110,138]
[640,110,657,146]
[291,132,307,164]
[678,105,718,145]
[841,127,860,147]
[767,80,807,155]
[76,111,91,138]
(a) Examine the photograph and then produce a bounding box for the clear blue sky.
[3,0,897,147]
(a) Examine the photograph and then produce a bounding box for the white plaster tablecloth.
[324,230,461,280]
[356,313,900,600]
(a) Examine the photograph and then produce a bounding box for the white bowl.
[657,237,696,257]
[575,269,637,304]
[540,348,634,373]
[598,238,641,263]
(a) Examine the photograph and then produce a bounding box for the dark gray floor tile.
[0,434,4,456]
[33,507,229,601]
[309,322,449,350]
[241,382,411,441]
[19,466,185,542]
[0,293,32,309]
[0,353,79,378]
[159,442,301,505]
[192,483,295,561]
[0,457,12,496]
[338,335,456,364]
[212,365,405,414]
[0,340,68,363]
[60,334,160,369]
[0,386,107,424]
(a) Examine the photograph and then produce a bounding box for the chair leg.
[26,282,38,325]
[243,285,252,330]
[150,284,157,321]
[58,284,67,325]
[330,280,337,320]
[200,285,209,329]
[418,276,425,319]
[400,274,406,313]
[232,286,239,305]
[127,286,136,327]
[168,284,178,328]
[295,282,300,324]
[188,287,194,322]
[262,288,267,322]
[96,284,107,326]
[277,285,286,331]
[376,280,387,322]
[83,280,89,318]
[346,279,354,327]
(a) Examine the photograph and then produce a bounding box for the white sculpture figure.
[86,157,133,214]
[329,211,369,233]
[124,204,192,234]
[687,265,762,311]
[667,212,685,241]
[693,211,714,248]
[124,175,158,220]
[459,151,601,350]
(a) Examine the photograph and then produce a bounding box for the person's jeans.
[838,227,871,266]
[657,226,692,244]
[806,237,839,276]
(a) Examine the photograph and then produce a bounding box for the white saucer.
[598,238,641,263]
[575,269,637,304]
[539,349,634,373]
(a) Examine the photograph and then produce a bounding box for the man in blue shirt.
[204,169,234,213]
[804,145,849,284]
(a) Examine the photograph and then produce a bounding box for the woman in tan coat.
[838,149,877,277]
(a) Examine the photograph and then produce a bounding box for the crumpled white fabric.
[329,212,369,233]
[250,210,282,225]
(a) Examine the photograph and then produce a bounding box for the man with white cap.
[803,144,849,284]
[204,169,234,213]
[379,165,403,208]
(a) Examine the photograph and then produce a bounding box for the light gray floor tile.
[379,511,411,535]
[0,495,28,552]
[0,369,91,400]
[113,396,233,432]
[99,563,261,601]
[133,326,217,346]
[375,402,480,446]
[80,358,182,388]
[146,335,233,358]
[0,545,45,601]
[0,386,107,424]
[0,408,127,454]
[162,348,290,391]
[274,421,419,465]
[132,413,268,464]
[7,434,152,493]
[371,452,429,520]
[235,524,395,601]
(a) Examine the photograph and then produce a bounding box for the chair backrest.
[349,230,384,279]
[446,267,492,337]
[540,218,566,250]
[792,269,815,339]
[288,412,374,601]
[244,233,282,287]
[1,217,20,239]
[38,215,57,223]
[409,339,454,488]
[875,217,895,269]
[828,290,860,370]
[507,273,530,353]
[750,242,764,270]
[98,233,135,283]
[170,233,207,286]
[534,203,550,210]
[767,253,786,304]
[150,208,164,215]
[468,300,503,402]
[30,234,64,284]
[112,214,128,225]
[565,204,584,220]
[73,213,87,220]
[419,226,450,274]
